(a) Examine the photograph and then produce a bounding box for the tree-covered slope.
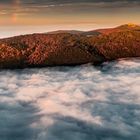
[0,25,140,69]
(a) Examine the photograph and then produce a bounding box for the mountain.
[89,30,140,60]
[47,30,84,35]
[0,24,140,69]
[47,30,101,36]
[116,23,140,30]
[93,23,140,35]
[47,24,140,36]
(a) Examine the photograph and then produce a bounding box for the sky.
[0,0,140,37]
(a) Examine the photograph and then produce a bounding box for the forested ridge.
[0,24,140,69]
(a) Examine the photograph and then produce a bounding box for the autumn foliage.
[0,24,140,69]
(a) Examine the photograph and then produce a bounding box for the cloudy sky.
[0,0,140,34]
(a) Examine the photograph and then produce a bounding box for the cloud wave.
[0,58,140,140]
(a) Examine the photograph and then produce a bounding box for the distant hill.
[47,24,140,36]
[117,23,140,30]
[47,30,84,35]
[94,23,140,35]
[47,30,101,36]
[0,24,140,69]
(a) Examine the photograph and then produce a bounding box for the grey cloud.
[0,0,140,5]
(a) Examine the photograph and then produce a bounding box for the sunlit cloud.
[11,0,20,23]
[0,0,139,29]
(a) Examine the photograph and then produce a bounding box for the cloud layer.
[1,0,140,4]
[0,0,140,26]
[0,58,140,140]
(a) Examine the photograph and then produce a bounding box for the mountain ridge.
[47,24,140,36]
[0,24,140,69]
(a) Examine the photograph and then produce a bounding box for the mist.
[0,58,140,140]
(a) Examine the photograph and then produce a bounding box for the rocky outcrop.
[0,25,140,69]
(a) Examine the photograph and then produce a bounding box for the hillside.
[47,30,101,36]
[47,30,84,35]
[0,33,105,68]
[94,23,140,35]
[0,24,140,69]
[89,30,140,60]
[47,24,140,36]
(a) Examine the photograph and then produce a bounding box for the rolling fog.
[0,58,140,140]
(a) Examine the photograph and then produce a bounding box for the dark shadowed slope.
[0,24,140,69]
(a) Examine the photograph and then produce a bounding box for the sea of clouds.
[0,58,140,140]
